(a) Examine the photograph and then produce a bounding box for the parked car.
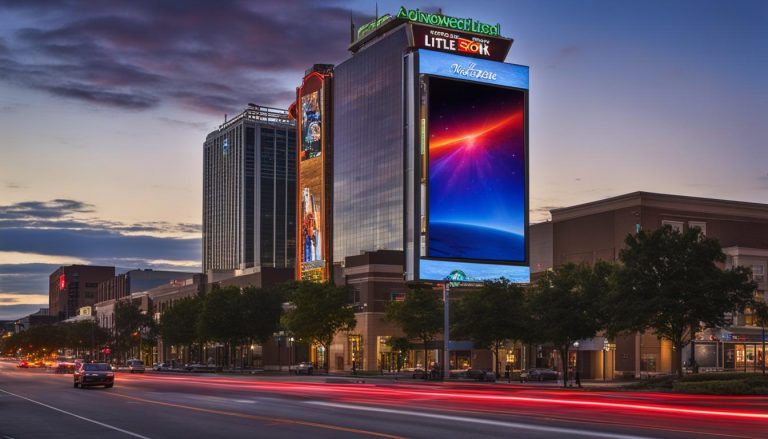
[520,368,559,382]
[289,362,314,375]
[152,362,172,371]
[462,368,496,382]
[73,362,114,388]
[184,363,219,372]
[126,359,145,373]
[55,361,75,374]
[17,359,29,368]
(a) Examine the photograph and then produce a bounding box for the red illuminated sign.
[411,24,512,62]
[59,274,66,290]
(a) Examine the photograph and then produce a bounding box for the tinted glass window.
[84,363,111,371]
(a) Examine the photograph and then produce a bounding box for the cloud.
[0,199,201,301]
[0,303,49,320]
[0,228,200,262]
[0,199,94,220]
[0,293,48,305]
[0,0,358,113]
[0,199,200,237]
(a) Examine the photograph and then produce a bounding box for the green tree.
[63,321,110,359]
[385,287,443,371]
[281,281,356,373]
[114,299,153,362]
[611,226,756,377]
[197,286,248,367]
[387,337,412,373]
[242,285,285,345]
[160,296,203,362]
[452,279,528,377]
[528,262,615,387]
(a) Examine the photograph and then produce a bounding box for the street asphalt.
[1,361,766,438]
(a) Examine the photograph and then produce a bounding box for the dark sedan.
[74,362,114,388]
[520,368,559,382]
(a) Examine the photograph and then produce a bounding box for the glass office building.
[203,106,296,272]
[333,26,410,264]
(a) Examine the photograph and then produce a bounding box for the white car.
[126,359,145,373]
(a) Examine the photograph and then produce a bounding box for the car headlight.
[106,373,114,377]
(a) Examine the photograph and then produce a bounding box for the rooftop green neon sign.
[396,6,501,37]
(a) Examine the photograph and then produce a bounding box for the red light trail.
[121,374,768,421]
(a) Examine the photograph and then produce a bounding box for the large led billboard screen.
[301,90,321,161]
[415,49,529,283]
[297,76,327,282]
[427,76,525,262]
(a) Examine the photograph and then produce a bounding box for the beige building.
[550,191,768,378]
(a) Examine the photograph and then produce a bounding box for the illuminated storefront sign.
[357,14,393,40]
[415,49,529,282]
[411,25,512,62]
[418,49,528,89]
[397,6,500,37]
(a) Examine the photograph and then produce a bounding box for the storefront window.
[735,344,745,369]
[746,345,755,370]
[348,335,362,369]
[641,354,657,372]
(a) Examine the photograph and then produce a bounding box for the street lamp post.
[573,341,580,388]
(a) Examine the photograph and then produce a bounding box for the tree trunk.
[559,345,568,388]
[673,340,684,378]
[493,342,500,378]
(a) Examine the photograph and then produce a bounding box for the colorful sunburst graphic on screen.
[427,76,526,262]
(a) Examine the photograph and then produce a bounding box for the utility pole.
[443,283,450,380]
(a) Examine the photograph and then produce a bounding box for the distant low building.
[49,265,115,320]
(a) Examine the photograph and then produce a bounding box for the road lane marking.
[0,388,151,439]
[105,391,406,439]
[306,401,655,439]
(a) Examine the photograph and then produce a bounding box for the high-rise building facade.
[333,24,411,266]
[319,8,529,371]
[49,265,115,320]
[203,105,297,273]
[333,9,529,284]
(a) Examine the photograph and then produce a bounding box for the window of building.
[390,292,406,302]
[661,220,684,233]
[688,221,706,236]
[752,265,765,283]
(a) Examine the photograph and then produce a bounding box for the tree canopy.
[611,225,756,376]
[386,287,443,369]
[528,261,615,387]
[281,281,356,372]
[160,296,202,348]
[452,278,527,375]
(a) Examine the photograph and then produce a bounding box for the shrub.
[673,380,768,395]
[680,372,763,383]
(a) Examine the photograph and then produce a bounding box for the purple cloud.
[0,0,364,113]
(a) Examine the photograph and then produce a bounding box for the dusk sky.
[0,0,766,319]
